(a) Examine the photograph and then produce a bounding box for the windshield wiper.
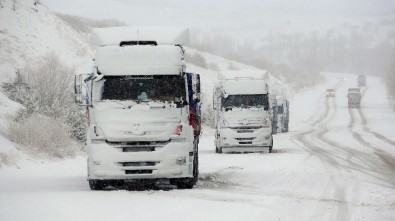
[146,101,166,109]
[99,100,130,109]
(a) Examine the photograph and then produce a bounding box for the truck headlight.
[176,156,186,165]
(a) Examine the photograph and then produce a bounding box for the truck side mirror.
[195,74,201,103]
[74,75,82,95]
[74,74,92,106]
[193,94,200,103]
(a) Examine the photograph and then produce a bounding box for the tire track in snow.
[347,87,395,175]
[349,109,395,187]
[291,80,351,221]
[357,108,395,147]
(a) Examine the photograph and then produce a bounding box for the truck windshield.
[101,75,186,104]
[222,94,269,111]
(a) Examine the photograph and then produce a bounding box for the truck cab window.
[101,75,186,104]
[221,94,269,111]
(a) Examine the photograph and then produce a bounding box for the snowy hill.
[0,0,94,83]
[0,0,288,166]
[0,0,95,166]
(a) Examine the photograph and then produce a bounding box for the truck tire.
[172,159,198,189]
[215,146,222,154]
[171,142,199,189]
[89,179,106,190]
[269,139,273,153]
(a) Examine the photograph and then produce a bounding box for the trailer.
[276,98,289,133]
[347,88,361,108]
[358,75,366,87]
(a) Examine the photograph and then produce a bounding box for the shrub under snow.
[7,115,74,158]
[2,52,86,157]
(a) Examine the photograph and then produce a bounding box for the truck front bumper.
[87,139,193,180]
[218,127,272,153]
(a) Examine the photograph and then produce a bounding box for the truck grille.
[239,142,253,145]
[125,170,153,174]
[235,137,255,141]
[106,140,170,152]
[235,137,255,145]
[236,129,254,133]
[231,126,261,133]
[118,161,158,167]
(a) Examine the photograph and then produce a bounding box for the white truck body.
[75,27,199,189]
[213,71,273,153]
[269,94,278,134]
[276,98,289,133]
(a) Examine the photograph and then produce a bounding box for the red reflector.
[263,118,268,125]
[175,125,183,135]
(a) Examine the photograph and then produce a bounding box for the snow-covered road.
[1,74,395,221]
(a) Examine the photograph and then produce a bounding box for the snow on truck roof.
[94,45,184,76]
[91,27,190,46]
[218,70,268,80]
[217,70,269,95]
[221,80,269,95]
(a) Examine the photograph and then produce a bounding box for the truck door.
[185,73,201,137]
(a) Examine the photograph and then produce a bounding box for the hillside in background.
[0,0,94,83]
[0,0,290,164]
[55,13,126,34]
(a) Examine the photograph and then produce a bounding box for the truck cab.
[213,71,273,153]
[74,27,200,190]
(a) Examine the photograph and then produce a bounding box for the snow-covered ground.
[1,73,394,221]
[1,1,395,220]
[0,0,94,82]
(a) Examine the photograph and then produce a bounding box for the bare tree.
[23,52,74,118]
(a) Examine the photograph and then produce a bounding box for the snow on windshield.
[221,94,269,111]
[100,75,186,103]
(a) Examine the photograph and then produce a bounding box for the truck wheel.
[269,140,273,153]
[89,179,106,190]
[215,146,223,154]
[172,148,198,189]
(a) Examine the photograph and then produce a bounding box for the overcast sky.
[42,0,395,36]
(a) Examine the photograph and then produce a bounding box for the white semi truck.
[74,27,201,190]
[213,71,273,153]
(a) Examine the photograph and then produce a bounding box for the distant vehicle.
[347,88,361,108]
[276,99,289,133]
[358,75,366,87]
[348,88,361,93]
[326,89,335,97]
[213,70,273,153]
